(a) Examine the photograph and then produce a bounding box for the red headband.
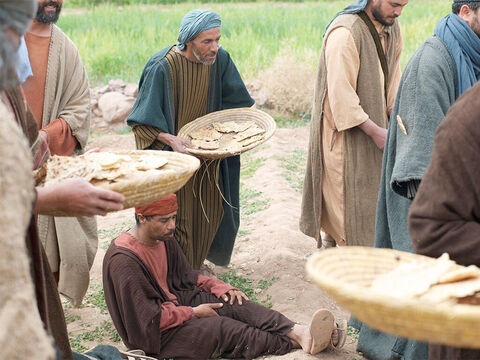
[135,194,178,216]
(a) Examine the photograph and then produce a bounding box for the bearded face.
[35,0,63,24]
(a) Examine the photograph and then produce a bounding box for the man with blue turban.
[127,9,254,270]
[360,1,480,360]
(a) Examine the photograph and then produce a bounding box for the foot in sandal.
[286,309,347,354]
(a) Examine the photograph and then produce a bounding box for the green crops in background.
[58,0,452,85]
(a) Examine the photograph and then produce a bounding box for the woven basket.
[177,108,276,159]
[40,150,200,216]
[306,246,480,349]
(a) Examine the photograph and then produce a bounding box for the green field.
[59,1,452,85]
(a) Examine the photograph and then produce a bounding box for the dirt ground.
[69,125,361,360]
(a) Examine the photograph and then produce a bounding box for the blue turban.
[325,0,369,32]
[177,9,221,51]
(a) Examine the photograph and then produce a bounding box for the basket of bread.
[35,150,200,215]
[178,107,276,159]
[306,246,480,348]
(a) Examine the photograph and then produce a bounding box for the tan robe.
[301,14,402,247]
[27,25,97,306]
[0,97,55,359]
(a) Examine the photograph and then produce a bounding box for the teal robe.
[127,46,254,266]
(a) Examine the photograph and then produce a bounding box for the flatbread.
[213,120,255,133]
[233,125,266,141]
[370,253,456,298]
[222,139,243,153]
[191,139,220,150]
[189,126,222,141]
[420,277,480,303]
[43,152,169,186]
[438,265,480,284]
[239,134,264,147]
[136,155,168,171]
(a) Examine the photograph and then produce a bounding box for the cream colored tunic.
[0,98,55,359]
[321,20,402,244]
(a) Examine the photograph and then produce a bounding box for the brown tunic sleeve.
[42,118,77,156]
[409,82,480,267]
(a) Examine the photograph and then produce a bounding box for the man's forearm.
[156,131,174,147]
[358,119,387,150]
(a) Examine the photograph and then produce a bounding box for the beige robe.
[35,25,97,306]
[0,98,55,359]
[301,14,402,247]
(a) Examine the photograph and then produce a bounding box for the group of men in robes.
[301,0,480,359]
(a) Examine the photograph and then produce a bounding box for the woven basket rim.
[306,246,480,348]
[177,107,276,159]
[40,150,200,216]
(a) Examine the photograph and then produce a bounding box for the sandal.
[309,309,335,354]
[329,319,347,350]
[119,349,158,360]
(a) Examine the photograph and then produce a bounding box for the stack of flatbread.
[370,253,480,305]
[40,152,169,188]
[188,120,266,153]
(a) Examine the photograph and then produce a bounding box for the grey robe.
[355,36,457,360]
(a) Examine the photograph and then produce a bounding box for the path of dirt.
[73,127,361,359]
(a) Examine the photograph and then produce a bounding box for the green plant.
[276,149,307,193]
[237,229,251,237]
[59,1,452,85]
[98,220,135,240]
[64,313,81,324]
[348,326,360,340]
[240,154,266,180]
[273,114,310,128]
[116,125,132,134]
[69,320,121,353]
[82,284,108,314]
[239,185,269,216]
[217,270,277,308]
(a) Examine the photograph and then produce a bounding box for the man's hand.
[156,132,193,154]
[221,290,249,305]
[358,119,387,151]
[35,178,125,216]
[192,303,223,318]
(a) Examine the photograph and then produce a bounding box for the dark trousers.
[158,291,295,359]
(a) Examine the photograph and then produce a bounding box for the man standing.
[127,9,254,269]
[300,0,406,249]
[103,195,346,359]
[410,82,480,360]
[23,0,96,306]
[356,2,480,359]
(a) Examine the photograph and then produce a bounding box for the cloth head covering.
[434,13,480,97]
[135,194,178,216]
[177,9,221,50]
[0,0,37,35]
[325,0,369,32]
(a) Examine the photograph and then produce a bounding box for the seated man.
[103,195,346,359]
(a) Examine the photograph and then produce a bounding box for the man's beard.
[192,44,216,65]
[36,1,62,24]
[0,32,19,90]
[371,5,396,27]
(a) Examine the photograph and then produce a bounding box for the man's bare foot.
[286,324,312,352]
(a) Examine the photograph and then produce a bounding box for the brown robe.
[4,86,73,359]
[409,82,480,359]
[103,235,294,359]
[300,13,401,247]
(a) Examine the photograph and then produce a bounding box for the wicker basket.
[306,246,480,349]
[40,150,200,216]
[177,108,276,159]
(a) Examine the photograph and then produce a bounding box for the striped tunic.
[132,48,224,269]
